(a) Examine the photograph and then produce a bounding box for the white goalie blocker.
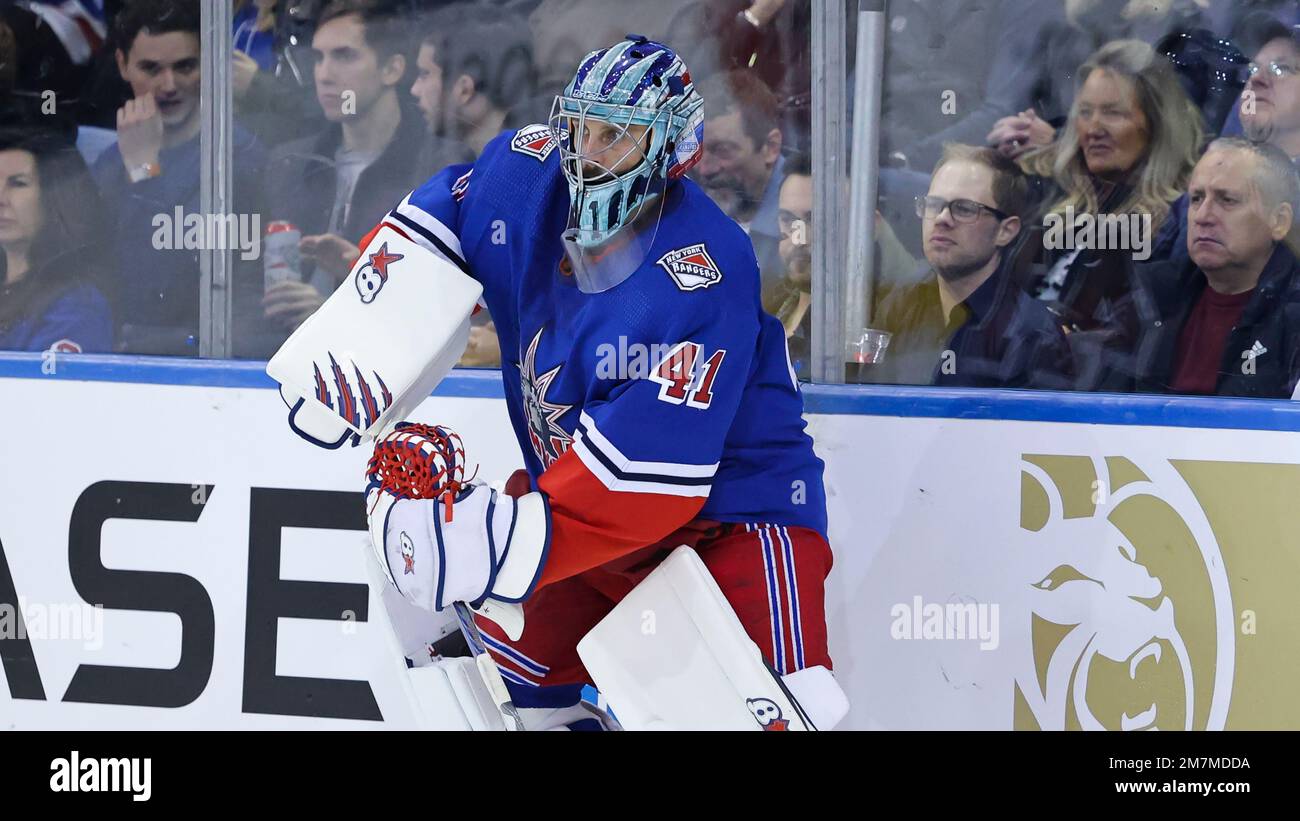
[266,223,482,448]
[577,546,850,731]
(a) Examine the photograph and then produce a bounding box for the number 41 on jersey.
[651,341,726,409]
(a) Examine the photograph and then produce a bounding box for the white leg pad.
[368,545,597,731]
[577,545,848,730]
[364,547,501,730]
[406,657,506,731]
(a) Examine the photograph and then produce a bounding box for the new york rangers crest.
[355,242,404,304]
[511,124,558,161]
[658,243,722,291]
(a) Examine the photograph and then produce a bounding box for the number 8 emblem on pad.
[356,242,404,304]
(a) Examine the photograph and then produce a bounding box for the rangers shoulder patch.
[657,243,723,291]
[451,168,472,201]
[511,124,558,161]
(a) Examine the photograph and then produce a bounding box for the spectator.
[231,0,329,149]
[1100,139,1300,397]
[0,126,112,353]
[263,0,431,333]
[764,151,920,380]
[526,0,697,103]
[1153,23,1300,262]
[1241,22,1300,161]
[1156,28,1250,137]
[663,0,812,149]
[872,1,1061,260]
[71,2,137,132]
[692,69,785,291]
[872,144,1072,389]
[987,0,1216,157]
[413,3,534,157]
[92,0,269,355]
[0,0,108,122]
[0,1,118,167]
[234,0,279,71]
[767,151,813,373]
[410,4,526,369]
[1008,39,1204,332]
[1214,0,1299,49]
[878,0,1060,175]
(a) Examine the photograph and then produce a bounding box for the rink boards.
[2,353,1299,730]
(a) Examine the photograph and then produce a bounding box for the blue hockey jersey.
[371,126,827,586]
[0,282,112,354]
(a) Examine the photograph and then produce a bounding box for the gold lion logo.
[1017,455,1233,731]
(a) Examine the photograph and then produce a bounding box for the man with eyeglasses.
[1241,23,1300,161]
[1154,21,1300,262]
[871,143,1072,389]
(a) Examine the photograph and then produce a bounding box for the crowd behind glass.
[2,0,1299,400]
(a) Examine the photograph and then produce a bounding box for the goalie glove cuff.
[485,491,551,604]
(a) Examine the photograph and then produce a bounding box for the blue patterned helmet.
[549,35,704,250]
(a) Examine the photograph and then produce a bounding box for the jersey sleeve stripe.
[395,192,465,257]
[391,195,470,273]
[577,410,718,479]
[572,437,712,497]
[388,210,470,276]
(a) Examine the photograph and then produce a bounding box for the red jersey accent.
[536,446,705,588]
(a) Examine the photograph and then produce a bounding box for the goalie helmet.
[549,35,704,258]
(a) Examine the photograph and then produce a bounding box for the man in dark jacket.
[263,0,440,333]
[1101,138,1300,397]
[873,144,1073,390]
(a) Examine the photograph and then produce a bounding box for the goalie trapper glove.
[366,481,550,612]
